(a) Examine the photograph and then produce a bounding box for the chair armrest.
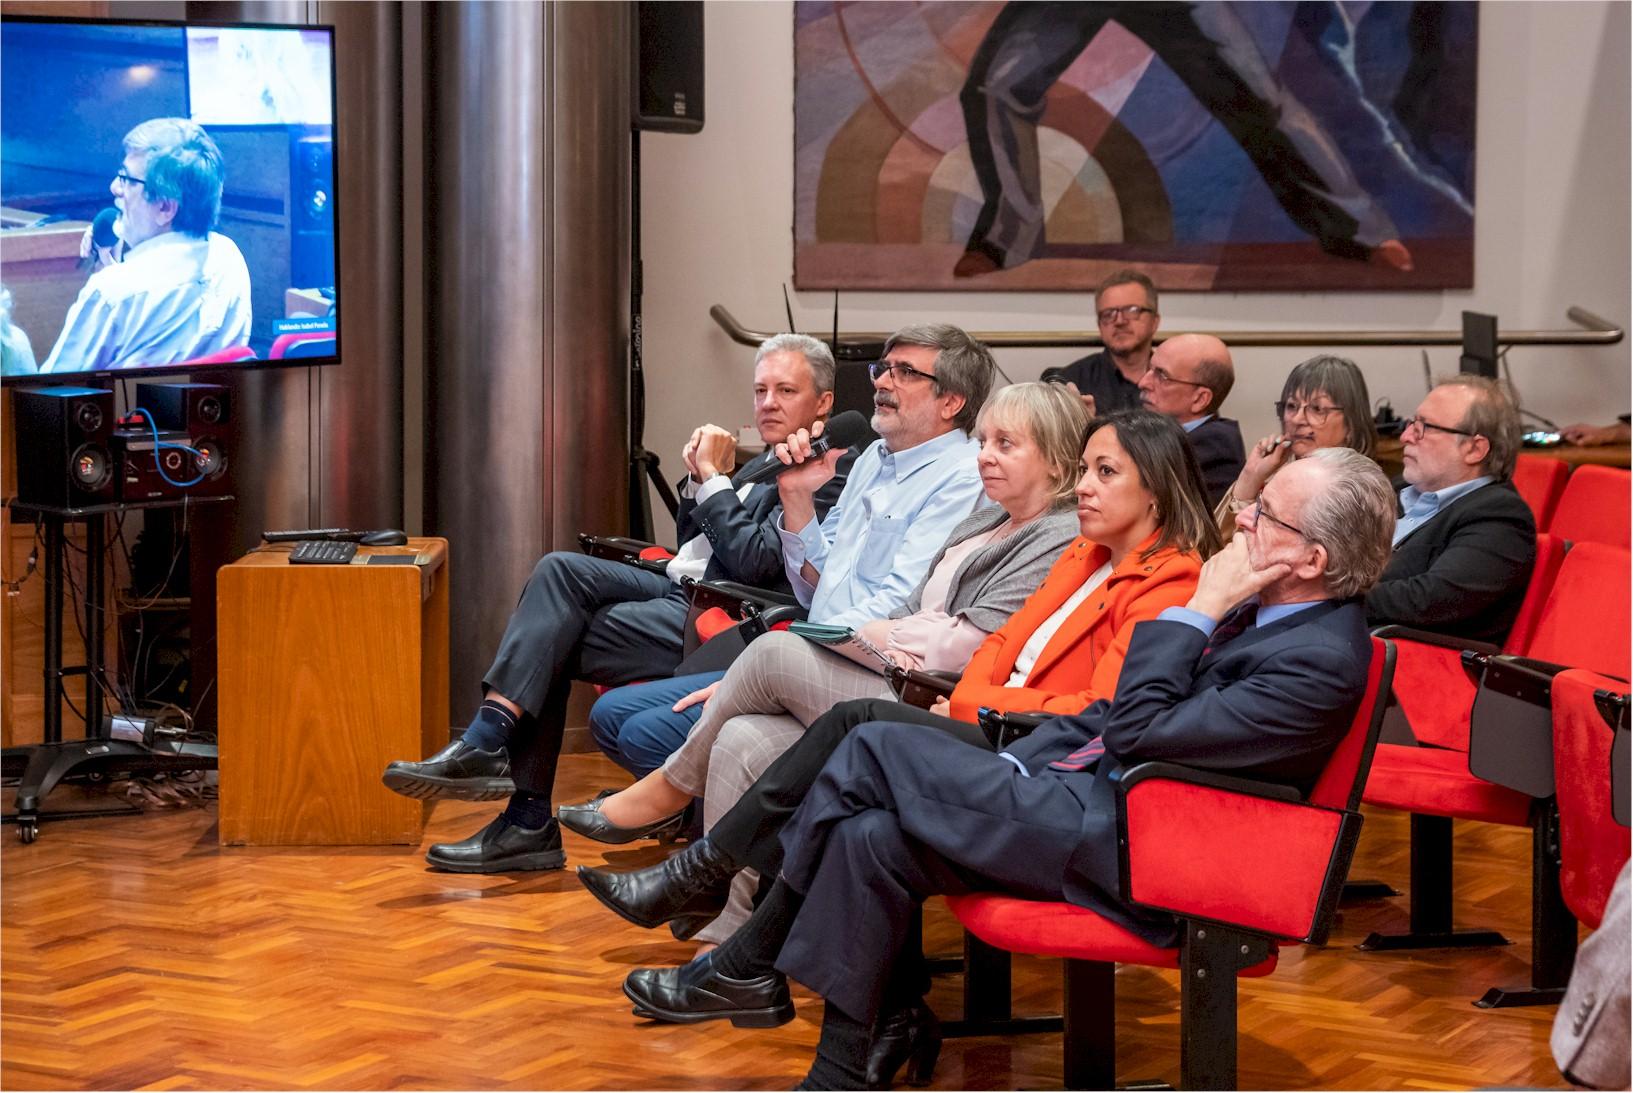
[1115,762,1359,944]
[578,533,674,574]
[1117,761,1305,801]
[975,708,1051,749]
[687,577,800,614]
[1369,625,1500,658]
[1608,690,1631,827]
[1466,653,1574,797]
[888,668,962,710]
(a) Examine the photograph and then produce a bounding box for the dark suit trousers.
[773,720,1089,1025]
[708,697,992,876]
[483,551,689,794]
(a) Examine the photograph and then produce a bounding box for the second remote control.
[289,540,358,564]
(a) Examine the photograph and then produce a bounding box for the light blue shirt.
[1393,476,1494,546]
[1181,414,1214,433]
[40,231,253,374]
[777,429,984,629]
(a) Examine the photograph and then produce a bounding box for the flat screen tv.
[0,16,340,384]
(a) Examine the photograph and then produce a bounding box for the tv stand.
[2,496,232,842]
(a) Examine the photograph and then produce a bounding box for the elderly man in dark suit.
[620,447,1399,1090]
[1367,374,1535,645]
[1134,332,1245,506]
[380,334,853,874]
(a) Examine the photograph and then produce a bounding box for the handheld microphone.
[79,208,120,270]
[738,410,871,486]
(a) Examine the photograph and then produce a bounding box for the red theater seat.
[941,639,1394,1090]
[1513,454,1571,531]
[174,344,255,366]
[1359,542,1631,1006]
[269,331,336,359]
[1551,465,1632,549]
[1552,670,1632,929]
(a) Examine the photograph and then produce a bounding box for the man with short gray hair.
[42,117,252,372]
[382,335,853,873]
[1367,375,1535,645]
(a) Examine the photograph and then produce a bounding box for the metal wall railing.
[710,304,1624,351]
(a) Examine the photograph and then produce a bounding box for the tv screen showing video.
[0,17,340,383]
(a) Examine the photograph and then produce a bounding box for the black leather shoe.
[383,740,514,801]
[425,815,565,873]
[576,835,735,939]
[558,795,687,845]
[865,1002,941,1089]
[623,953,794,1028]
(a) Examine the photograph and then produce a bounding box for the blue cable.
[126,407,207,488]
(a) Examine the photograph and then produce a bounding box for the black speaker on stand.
[626,1,705,540]
[11,386,116,509]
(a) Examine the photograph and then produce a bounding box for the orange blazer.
[947,533,1203,723]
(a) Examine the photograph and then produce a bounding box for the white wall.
[637,0,1630,543]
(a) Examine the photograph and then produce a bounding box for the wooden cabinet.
[217,538,449,845]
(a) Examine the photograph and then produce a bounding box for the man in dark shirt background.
[1042,269,1158,416]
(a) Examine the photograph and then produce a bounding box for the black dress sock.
[502,789,554,829]
[460,699,521,752]
[797,1000,871,1090]
[710,877,803,981]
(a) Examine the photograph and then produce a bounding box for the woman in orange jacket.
[944,523,1209,723]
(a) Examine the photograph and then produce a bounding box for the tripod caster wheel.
[18,818,38,844]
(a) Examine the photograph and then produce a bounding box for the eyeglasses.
[1401,415,1480,440]
[1246,497,1306,538]
[868,359,939,385]
[113,170,146,189]
[1097,304,1155,325]
[1276,400,1342,424]
[1146,365,1207,388]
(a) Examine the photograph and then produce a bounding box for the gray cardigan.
[888,503,1080,633]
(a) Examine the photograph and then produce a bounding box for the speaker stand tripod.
[2,498,229,842]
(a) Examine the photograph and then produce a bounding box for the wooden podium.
[217,538,449,845]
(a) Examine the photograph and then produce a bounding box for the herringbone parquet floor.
[3,753,1571,1091]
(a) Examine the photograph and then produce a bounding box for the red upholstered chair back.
[1513,455,1571,531]
[1502,533,1567,654]
[174,344,255,366]
[1552,670,1633,928]
[1308,637,1394,811]
[1551,465,1632,549]
[1525,543,1632,679]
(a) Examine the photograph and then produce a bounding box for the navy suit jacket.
[672,448,854,592]
[1186,415,1246,508]
[1004,599,1372,942]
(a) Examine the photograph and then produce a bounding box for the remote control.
[264,528,359,543]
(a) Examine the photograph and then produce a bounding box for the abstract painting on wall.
[793,1,1477,292]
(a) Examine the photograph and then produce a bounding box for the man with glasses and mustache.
[1133,332,1245,506]
[1043,270,1160,417]
[1366,375,1535,645]
[578,324,994,810]
[41,118,251,373]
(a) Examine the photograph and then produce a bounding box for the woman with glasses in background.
[1215,354,1377,529]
